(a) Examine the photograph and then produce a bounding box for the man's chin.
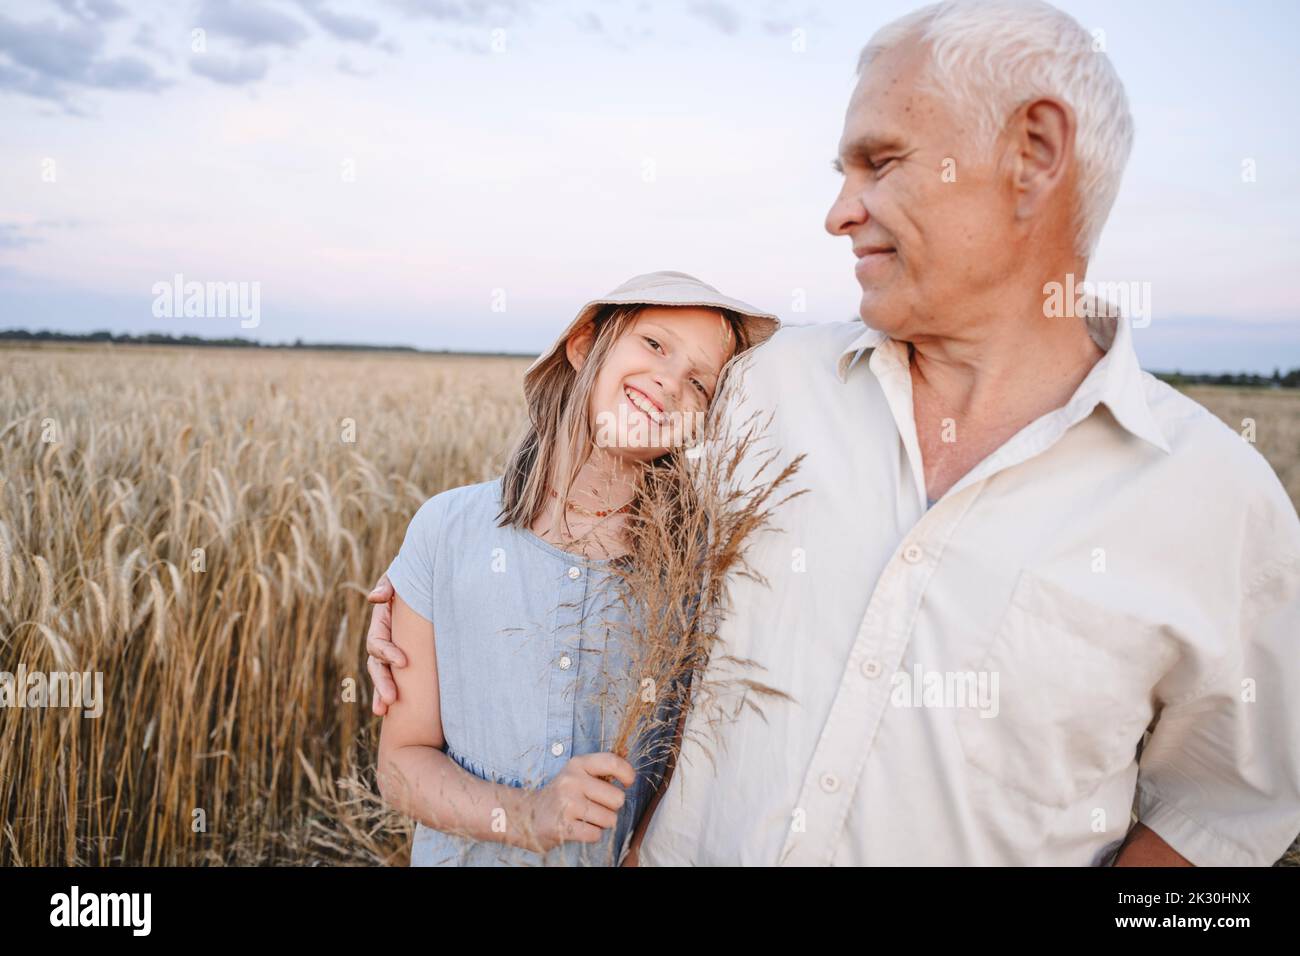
[857,294,900,333]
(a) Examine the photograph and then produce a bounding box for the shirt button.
[860,659,882,678]
[558,655,572,670]
[902,544,924,564]
[551,741,565,757]
[820,772,840,793]
[567,566,581,580]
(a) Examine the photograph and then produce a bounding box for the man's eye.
[871,157,897,174]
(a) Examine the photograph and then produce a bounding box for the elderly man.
[367,0,1300,865]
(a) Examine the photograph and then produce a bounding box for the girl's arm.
[376,594,532,847]
[377,593,635,853]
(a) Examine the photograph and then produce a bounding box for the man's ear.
[1010,96,1075,221]
[565,322,596,372]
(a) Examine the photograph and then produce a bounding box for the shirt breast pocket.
[955,569,1177,810]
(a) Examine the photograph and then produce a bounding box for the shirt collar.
[836,324,888,381]
[835,311,1171,455]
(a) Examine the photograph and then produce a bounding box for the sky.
[1,0,1298,373]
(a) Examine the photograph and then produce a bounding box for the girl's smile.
[623,384,665,425]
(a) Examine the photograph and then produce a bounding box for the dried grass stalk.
[603,377,807,774]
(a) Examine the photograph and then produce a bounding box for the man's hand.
[365,573,407,716]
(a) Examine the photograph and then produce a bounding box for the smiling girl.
[375,271,777,866]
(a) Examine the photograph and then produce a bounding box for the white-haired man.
[367,0,1300,865]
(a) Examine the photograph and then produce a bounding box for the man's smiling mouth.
[854,244,896,259]
[854,246,896,278]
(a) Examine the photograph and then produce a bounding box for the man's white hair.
[858,0,1133,261]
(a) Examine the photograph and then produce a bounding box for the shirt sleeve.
[1134,476,1300,866]
[385,494,444,624]
[688,342,783,503]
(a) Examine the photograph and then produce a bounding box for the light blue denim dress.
[385,477,678,866]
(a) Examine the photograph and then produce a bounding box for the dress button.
[820,772,840,793]
[567,566,581,580]
[860,658,882,678]
[902,544,923,564]
[551,741,565,757]
[559,655,572,670]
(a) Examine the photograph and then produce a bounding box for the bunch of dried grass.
[601,378,808,778]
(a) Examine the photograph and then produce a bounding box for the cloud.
[132,21,162,54]
[0,11,169,107]
[336,55,372,76]
[88,55,163,88]
[189,51,270,85]
[574,11,603,35]
[0,14,99,82]
[687,0,740,35]
[0,219,76,249]
[195,0,309,49]
[439,34,490,54]
[295,0,382,44]
[0,222,41,249]
[53,0,127,22]
[388,0,532,25]
[0,58,62,102]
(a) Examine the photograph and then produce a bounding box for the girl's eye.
[643,336,663,352]
[691,379,708,397]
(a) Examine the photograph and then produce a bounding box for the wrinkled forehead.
[843,36,941,141]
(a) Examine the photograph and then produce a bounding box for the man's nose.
[825,187,867,237]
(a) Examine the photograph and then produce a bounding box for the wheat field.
[1,344,1297,866]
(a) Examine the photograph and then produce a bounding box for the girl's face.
[574,306,737,462]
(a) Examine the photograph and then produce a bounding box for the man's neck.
[905,272,1107,501]
[907,281,1105,424]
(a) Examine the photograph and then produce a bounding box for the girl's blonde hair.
[497,303,752,536]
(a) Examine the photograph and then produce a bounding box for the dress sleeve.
[385,494,444,624]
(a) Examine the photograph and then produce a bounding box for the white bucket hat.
[523,271,780,399]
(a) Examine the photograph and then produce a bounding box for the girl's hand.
[365,573,407,716]
[520,753,636,854]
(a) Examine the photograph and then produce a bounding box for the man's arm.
[1113,822,1193,867]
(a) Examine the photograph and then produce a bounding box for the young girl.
[375,271,777,866]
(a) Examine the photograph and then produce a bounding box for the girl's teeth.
[626,388,662,423]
